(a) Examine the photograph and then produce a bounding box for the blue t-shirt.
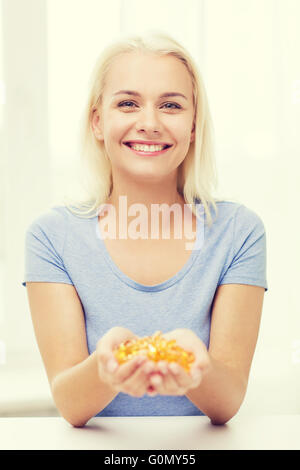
[22,200,268,417]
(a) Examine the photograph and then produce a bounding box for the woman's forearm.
[50,350,247,426]
[186,355,248,425]
[50,351,118,427]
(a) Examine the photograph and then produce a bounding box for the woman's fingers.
[97,327,209,398]
[122,360,157,397]
[100,346,204,398]
[168,362,203,390]
[147,361,180,395]
[149,361,201,395]
[110,355,147,389]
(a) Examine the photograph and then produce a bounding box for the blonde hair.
[64,30,222,227]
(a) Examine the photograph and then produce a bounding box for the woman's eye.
[118,101,136,108]
[162,102,181,109]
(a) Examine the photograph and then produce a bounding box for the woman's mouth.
[123,142,172,157]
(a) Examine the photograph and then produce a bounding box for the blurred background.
[0,0,299,417]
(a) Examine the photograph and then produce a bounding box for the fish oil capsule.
[114,331,195,372]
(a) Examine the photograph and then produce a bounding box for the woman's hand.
[96,326,156,398]
[96,327,211,398]
[146,329,211,397]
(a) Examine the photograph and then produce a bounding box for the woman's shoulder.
[195,197,265,230]
[213,199,266,234]
[26,205,69,233]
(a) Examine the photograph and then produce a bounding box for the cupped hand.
[146,328,211,397]
[96,326,158,398]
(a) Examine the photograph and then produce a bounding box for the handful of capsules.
[114,330,195,373]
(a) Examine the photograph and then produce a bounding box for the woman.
[22,32,268,427]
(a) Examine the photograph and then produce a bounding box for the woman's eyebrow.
[112,90,188,100]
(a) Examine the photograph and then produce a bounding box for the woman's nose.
[135,106,162,134]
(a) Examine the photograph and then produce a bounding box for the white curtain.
[1,0,299,415]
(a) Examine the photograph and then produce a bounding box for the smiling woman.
[64,31,219,226]
[90,50,198,212]
[22,31,268,427]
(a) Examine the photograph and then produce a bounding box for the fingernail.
[151,375,162,386]
[145,363,154,373]
[158,362,168,374]
[107,358,118,372]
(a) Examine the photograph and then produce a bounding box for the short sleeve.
[218,205,268,292]
[22,209,73,287]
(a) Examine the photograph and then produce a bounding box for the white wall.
[1,0,299,416]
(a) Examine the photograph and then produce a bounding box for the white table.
[0,415,299,450]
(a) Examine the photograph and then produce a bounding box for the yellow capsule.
[114,331,195,372]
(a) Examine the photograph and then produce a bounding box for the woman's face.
[92,51,195,183]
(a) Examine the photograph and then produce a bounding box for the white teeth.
[129,143,166,152]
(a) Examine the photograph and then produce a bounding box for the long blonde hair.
[64,31,222,227]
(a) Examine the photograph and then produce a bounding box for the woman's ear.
[91,107,104,141]
[190,122,195,143]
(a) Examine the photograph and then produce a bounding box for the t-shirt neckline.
[92,202,205,292]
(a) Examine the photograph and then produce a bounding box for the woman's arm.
[186,283,265,424]
[50,351,118,427]
[26,282,118,426]
[148,284,265,424]
[26,283,158,426]
[186,355,248,425]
